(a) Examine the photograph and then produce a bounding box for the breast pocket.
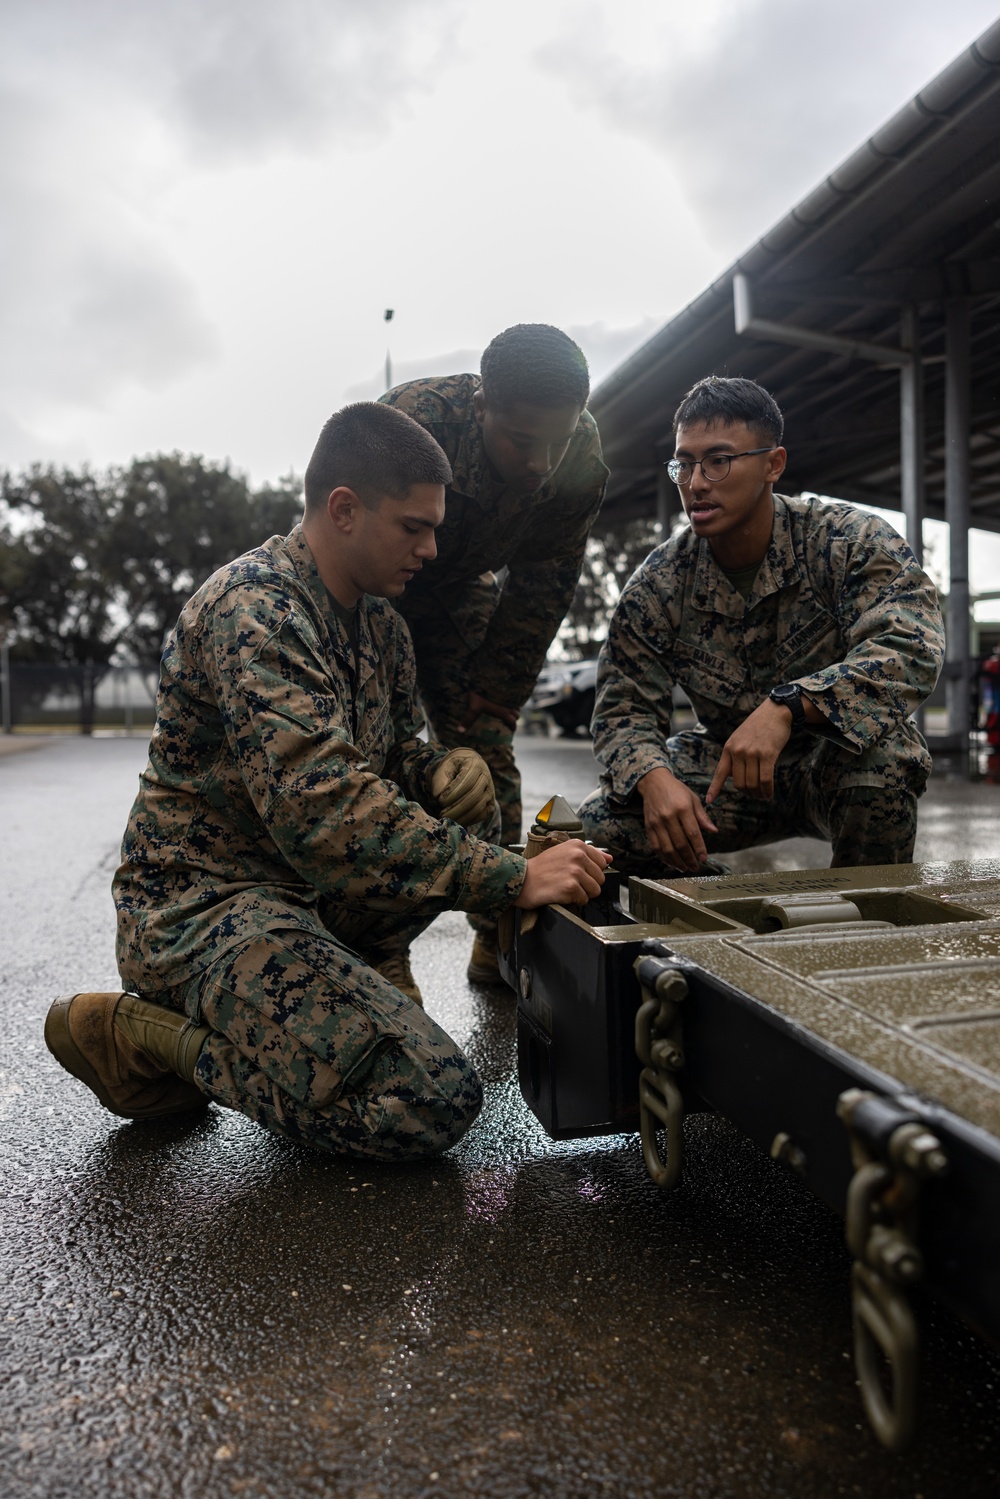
[671,641,747,709]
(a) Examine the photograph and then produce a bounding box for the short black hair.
[673,376,784,447]
[304,401,452,514]
[479,324,590,413]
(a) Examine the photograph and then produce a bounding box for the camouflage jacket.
[380,373,608,706]
[593,494,945,799]
[115,525,526,989]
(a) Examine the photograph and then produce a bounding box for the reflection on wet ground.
[2,736,1000,1497]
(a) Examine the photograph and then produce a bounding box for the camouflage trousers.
[579,727,931,871]
[402,579,524,940]
[165,908,482,1160]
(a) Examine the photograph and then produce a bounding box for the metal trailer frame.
[499,863,1000,1449]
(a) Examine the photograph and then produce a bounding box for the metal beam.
[899,306,925,567]
[733,275,911,367]
[656,465,675,540]
[945,298,973,743]
[757,261,1000,306]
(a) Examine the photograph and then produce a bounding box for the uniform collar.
[285,523,378,686]
[447,391,492,500]
[691,494,801,617]
[752,495,802,602]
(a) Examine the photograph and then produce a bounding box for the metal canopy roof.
[590,19,1000,535]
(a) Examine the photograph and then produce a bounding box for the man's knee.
[190,929,483,1158]
[577,786,609,841]
[828,782,919,865]
[819,741,928,866]
[578,785,647,853]
[356,1030,484,1156]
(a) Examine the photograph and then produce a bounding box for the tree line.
[0,455,303,671]
[0,451,661,726]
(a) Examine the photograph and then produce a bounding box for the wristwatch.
[769,682,807,729]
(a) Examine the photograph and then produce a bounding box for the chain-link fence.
[0,655,158,734]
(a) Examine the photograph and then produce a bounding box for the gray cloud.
[537,0,1000,246]
[0,0,461,465]
[342,318,660,405]
[344,349,485,404]
[0,91,216,447]
[565,318,661,388]
[3,0,462,164]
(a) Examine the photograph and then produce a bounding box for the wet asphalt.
[2,732,1000,1499]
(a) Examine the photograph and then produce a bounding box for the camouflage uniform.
[579,495,945,868]
[114,525,526,1158]
[380,374,608,849]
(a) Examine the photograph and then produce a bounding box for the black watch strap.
[769,682,806,728]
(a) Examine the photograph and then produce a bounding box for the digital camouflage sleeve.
[380,374,608,708]
[592,494,945,800]
[115,525,526,991]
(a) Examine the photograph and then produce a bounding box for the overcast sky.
[3,0,999,580]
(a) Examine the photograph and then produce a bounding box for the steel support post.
[944,298,972,750]
[1,640,10,734]
[656,465,675,539]
[899,306,924,568]
[899,307,925,738]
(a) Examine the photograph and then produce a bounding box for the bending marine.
[381,323,608,981]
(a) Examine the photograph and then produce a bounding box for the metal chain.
[634,960,688,1189]
[838,1090,949,1450]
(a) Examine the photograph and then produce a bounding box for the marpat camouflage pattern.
[114,524,524,1154]
[581,495,944,867]
[381,373,608,846]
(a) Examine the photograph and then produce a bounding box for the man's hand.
[637,767,718,872]
[706,697,794,805]
[514,840,612,908]
[456,691,519,734]
[430,748,496,826]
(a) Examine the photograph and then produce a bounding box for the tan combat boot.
[373,954,423,1008]
[467,934,504,986]
[44,992,211,1119]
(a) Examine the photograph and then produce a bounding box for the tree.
[0,467,121,731]
[253,473,305,543]
[0,456,305,730]
[556,516,663,659]
[107,454,253,665]
[109,456,306,665]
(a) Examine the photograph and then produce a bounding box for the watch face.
[771,684,804,721]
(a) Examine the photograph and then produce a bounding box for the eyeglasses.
[665,447,775,485]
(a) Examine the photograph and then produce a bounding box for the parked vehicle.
[525,659,598,736]
[526,662,693,738]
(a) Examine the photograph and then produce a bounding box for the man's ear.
[766,447,787,483]
[473,389,487,428]
[326,486,362,531]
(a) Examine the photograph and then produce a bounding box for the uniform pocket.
[196,930,406,1110]
[671,642,747,707]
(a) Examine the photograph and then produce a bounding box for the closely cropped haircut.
[673,375,784,447]
[304,402,452,513]
[480,324,590,413]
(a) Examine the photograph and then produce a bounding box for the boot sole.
[466,962,508,987]
[44,994,208,1120]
